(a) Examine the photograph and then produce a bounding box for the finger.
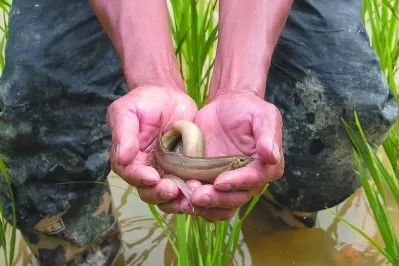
[213,160,268,192]
[107,99,140,166]
[263,157,285,182]
[157,192,191,214]
[138,179,180,204]
[252,106,283,165]
[157,199,184,214]
[186,180,203,189]
[158,180,202,214]
[193,207,236,221]
[214,159,285,194]
[122,163,161,187]
[191,185,252,209]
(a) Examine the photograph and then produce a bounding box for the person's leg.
[265,0,397,227]
[0,0,127,264]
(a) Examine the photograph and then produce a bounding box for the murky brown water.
[8,172,398,266]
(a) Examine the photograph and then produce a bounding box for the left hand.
[158,92,284,221]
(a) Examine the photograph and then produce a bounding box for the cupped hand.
[187,92,284,221]
[107,85,197,205]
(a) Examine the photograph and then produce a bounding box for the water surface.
[10,173,398,265]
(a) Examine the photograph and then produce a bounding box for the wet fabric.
[266,0,398,212]
[0,0,125,264]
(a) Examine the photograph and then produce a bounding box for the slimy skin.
[156,121,252,182]
[155,120,253,206]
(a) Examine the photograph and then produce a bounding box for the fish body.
[155,137,252,182]
[154,120,253,207]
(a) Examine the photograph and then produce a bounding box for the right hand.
[107,85,197,205]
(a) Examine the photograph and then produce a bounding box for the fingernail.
[158,192,176,200]
[198,195,211,206]
[142,179,158,186]
[215,183,232,191]
[272,143,281,163]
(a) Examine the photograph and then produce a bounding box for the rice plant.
[167,0,217,107]
[149,189,265,266]
[0,0,10,69]
[362,0,399,101]
[341,114,399,265]
[148,1,267,265]
[340,0,399,264]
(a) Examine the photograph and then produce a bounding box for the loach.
[155,120,253,206]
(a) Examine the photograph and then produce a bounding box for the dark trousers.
[0,0,396,264]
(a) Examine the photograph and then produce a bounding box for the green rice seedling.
[341,114,399,264]
[148,1,267,265]
[339,0,399,263]
[168,0,217,107]
[382,121,399,177]
[362,0,399,101]
[0,0,10,69]
[148,187,266,266]
[363,0,399,194]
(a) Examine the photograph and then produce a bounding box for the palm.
[170,93,285,221]
[195,93,281,160]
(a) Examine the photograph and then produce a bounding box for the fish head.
[231,156,253,169]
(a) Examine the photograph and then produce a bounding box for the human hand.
[108,85,197,205]
[190,92,284,221]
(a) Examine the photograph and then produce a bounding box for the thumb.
[256,136,281,165]
[252,112,282,165]
[107,102,140,166]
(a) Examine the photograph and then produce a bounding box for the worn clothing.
[0,0,125,264]
[266,0,397,211]
[0,0,397,264]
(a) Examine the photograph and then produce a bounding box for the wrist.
[207,0,292,102]
[123,54,185,92]
[131,82,188,97]
[207,89,262,103]
[207,58,270,102]
[123,67,186,93]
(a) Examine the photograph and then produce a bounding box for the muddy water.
[110,175,397,266]
[10,173,398,266]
